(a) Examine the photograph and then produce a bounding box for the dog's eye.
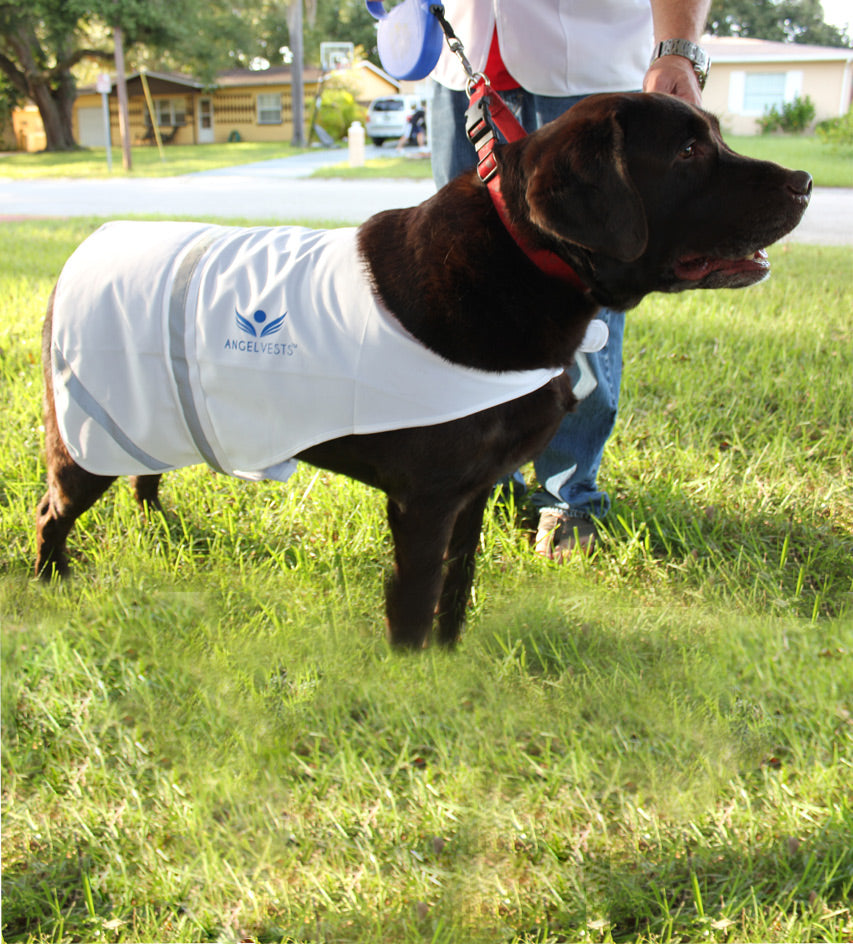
[678,140,697,159]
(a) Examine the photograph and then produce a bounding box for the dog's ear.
[523,111,648,262]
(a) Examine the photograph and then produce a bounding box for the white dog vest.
[52,221,562,482]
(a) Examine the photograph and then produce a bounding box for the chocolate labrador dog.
[35,92,811,648]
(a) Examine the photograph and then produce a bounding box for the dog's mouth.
[673,248,770,283]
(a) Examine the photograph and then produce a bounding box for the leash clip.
[432,4,484,91]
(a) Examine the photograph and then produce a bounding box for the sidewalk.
[0,145,435,225]
[774,187,853,246]
[0,145,850,243]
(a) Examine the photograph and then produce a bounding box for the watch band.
[650,38,711,90]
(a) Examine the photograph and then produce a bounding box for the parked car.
[365,95,422,147]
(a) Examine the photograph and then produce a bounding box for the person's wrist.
[650,38,710,89]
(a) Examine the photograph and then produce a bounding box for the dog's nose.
[788,170,813,201]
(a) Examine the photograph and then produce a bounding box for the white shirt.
[52,221,562,482]
[431,0,653,96]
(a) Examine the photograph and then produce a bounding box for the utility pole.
[288,0,305,146]
[114,25,132,170]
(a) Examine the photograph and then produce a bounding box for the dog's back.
[51,220,561,481]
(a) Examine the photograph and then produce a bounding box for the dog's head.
[508,93,811,308]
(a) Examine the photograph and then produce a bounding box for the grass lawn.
[0,141,311,179]
[311,150,434,180]
[725,135,852,188]
[1,134,849,186]
[1,221,851,943]
[316,136,852,187]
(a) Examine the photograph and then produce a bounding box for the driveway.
[0,144,850,244]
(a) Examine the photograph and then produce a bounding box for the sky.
[820,0,851,30]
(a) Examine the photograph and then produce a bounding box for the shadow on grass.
[597,812,853,942]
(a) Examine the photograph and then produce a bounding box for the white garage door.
[77,106,108,147]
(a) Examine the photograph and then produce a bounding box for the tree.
[0,0,266,151]
[305,0,379,64]
[256,0,379,71]
[0,0,100,149]
[707,0,852,47]
[0,0,378,152]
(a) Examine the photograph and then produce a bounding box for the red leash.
[465,79,590,292]
[430,6,589,291]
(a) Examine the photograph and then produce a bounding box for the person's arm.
[644,0,712,106]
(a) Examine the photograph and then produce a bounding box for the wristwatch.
[650,39,711,90]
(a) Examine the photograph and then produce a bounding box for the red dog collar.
[465,80,590,293]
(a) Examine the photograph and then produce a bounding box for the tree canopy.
[0,0,382,150]
[4,0,849,151]
[707,0,852,46]
[0,0,271,149]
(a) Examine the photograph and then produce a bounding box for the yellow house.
[10,103,47,151]
[702,35,853,135]
[326,60,401,107]
[72,68,319,146]
[69,62,399,148]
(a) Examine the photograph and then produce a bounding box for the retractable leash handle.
[366,0,445,80]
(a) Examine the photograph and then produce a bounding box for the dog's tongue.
[675,248,769,281]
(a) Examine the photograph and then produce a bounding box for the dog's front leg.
[384,497,457,649]
[435,488,491,647]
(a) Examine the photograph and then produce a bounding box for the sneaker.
[535,509,598,560]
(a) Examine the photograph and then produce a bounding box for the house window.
[154,98,186,126]
[257,93,282,124]
[729,70,804,116]
[743,73,787,113]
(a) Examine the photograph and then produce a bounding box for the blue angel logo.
[236,308,287,338]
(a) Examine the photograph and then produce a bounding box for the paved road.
[0,144,850,243]
[0,145,434,225]
[782,186,853,246]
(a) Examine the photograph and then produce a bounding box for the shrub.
[815,107,853,149]
[758,95,816,134]
[315,87,366,141]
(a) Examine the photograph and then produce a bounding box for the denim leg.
[531,93,587,126]
[430,85,627,521]
[528,95,628,518]
[430,82,479,187]
[430,85,576,186]
[531,309,625,518]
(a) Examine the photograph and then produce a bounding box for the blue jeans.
[431,81,625,519]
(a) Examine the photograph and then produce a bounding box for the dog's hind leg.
[37,294,117,579]
[435,487,491,648]
[131,474,163,515]
[35,460,115,580]
[384,497,457,649]
[35,396,115,579]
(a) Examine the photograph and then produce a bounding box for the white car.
[365,95,422,147]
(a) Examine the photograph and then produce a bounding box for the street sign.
[96,73,113,171]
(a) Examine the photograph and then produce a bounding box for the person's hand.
[643,56,703,106]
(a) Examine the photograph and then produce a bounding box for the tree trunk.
[113,26,133,171]
[29,74,78,151]
[2,28,78,150]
